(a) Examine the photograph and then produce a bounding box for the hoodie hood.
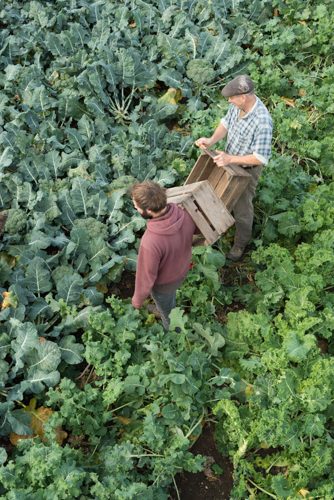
[146,203,185,236]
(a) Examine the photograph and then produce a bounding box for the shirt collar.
[239,96,258,119]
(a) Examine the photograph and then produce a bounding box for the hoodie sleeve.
[132,242,160,308]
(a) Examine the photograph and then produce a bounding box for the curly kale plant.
[4,209,26,235]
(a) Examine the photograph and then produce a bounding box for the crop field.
[0,0,334,498]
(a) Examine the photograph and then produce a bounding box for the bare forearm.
[208,123,227,146]
[214,152,263,168]
[195,123,227,149]
[225,154,262,166]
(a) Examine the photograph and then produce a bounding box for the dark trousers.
[233,165,263,248]
[151,283,178,330]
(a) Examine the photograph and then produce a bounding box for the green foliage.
[1,0,334,498]
[3,208,26,235]
[212,184,334,497]
[178,246,227,317]
[0,441,88,499]
[39,297,225,496]
[186,59,216,86]
[0,319,84,437]
[245,0,334,178]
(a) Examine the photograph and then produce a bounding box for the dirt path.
[169,422,233,500]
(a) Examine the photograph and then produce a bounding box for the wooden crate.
[166,180,234,245]
[185,152,251,211]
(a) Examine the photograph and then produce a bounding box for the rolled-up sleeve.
[252,124,273,165]
[220,106,234,130]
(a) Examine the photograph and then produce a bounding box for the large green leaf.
[26,339,61,373]
[59,335,84,365]
[10,320,40,375]
[24,257,52,294]
[284,332,316,362]
[56,272,84,305]
[23,370,60,393]
[193,323,225,356]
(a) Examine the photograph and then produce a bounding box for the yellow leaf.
[55,428,68,445]
[11,403,67,446]
[30,407,54,437]
[50,71,59,80]
[281,97,296,107]
[245,385,253,397]
[290,119,302,130]
[0,252,16,268]
[116,415,132,425]
[1,291,17,310]
[9,433,32,446]
[26,398,37,411]
[188,433,199,442]
[299,488,310,497]
[158,88,182,106]
[96,282,108,294]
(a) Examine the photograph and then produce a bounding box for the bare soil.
[169,422,233,500]
[108,270,135,298]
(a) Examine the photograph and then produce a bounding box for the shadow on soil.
[169,423,233,500]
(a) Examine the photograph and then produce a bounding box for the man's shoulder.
[140,230,161,254]
[255,97,271,116]
[227,104,238,116]
[254,98,272,126]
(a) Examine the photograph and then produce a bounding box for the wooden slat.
[221,177,251,211]
[203,165,251,210]
[168,179,236,246]
[185,154,215,184]
[166,185,194,197]
[215,172,236,199]
[166,194,188,205]
[166,180,209,198]
[193,182,235,233]
[207,166,225,190]
[226,164,252,178]
[182,197,219,245]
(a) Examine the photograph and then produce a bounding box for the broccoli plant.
[186,59,216,86]
[4,209,26,235]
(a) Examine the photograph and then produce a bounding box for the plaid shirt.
[220,97,273,165]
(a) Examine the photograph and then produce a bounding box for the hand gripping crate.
[185,150,251,211]
[166,180,234,245]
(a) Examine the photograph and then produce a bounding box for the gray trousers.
[151,284,178,330]
[232,165,263,248]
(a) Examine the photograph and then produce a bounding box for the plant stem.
[172,475,181,500]
[185,411,204,439]
[247,478,277,499]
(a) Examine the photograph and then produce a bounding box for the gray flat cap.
[221,75,254,97]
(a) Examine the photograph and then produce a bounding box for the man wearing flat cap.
[195,75,273,261]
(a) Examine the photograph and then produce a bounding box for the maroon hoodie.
[132,203,196,308]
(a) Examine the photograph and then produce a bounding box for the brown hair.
[131,181,167,212]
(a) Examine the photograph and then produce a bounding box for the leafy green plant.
[1,0,334,498]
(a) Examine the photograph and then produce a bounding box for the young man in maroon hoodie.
[131,181,197,330]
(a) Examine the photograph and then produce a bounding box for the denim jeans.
[151,284,178,330]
